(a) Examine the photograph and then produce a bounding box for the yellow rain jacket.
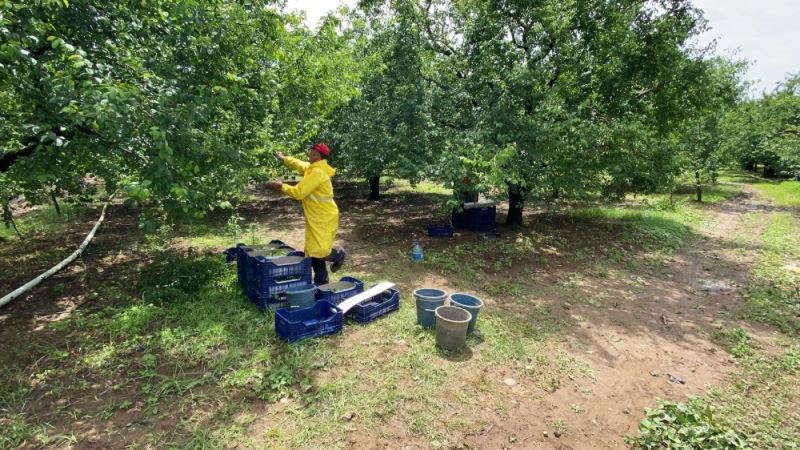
[280,157,339,258]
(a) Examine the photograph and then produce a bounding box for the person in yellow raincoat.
[265,143,346,285]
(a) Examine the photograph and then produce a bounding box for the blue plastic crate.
[452,205,496,232]
[275,301,343,343]
[316,276,364,306]
[427,224,454,237]
[247,255,312,301]
[247,278,312,311]
[235,241,295,288]
[247,272,312,304]
[347,287,400,323]
[252,254,312,288]
[236,244,302,289]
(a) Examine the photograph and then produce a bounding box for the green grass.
[708,340,800,448]
[711,327,755,359]
[741,212,800,335]
[172,215,280,251]
[670,183,743,205]
[8,173,796,448]
[627,173,800,448]
[391,179,452,196]
[696,183,745,204]
[753,181,800,207]
[0,241,587,448]
[570,203,703,252]
[695,177,800,447]
[0,203,84,240]
[631,179,744,206]
[720,172,800,207]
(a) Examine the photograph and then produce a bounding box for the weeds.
[627,398,749,449]
[711,327,755,359]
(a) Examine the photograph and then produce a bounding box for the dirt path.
[471,186,781,449]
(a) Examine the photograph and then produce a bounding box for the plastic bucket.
[414,288,447,328]
[449,293,484,333]
[285,283,317,309]
[434,306,472,350]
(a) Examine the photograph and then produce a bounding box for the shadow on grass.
[436,345,474,362]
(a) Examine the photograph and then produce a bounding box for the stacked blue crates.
[235,240,294,288]
[248,255,312,310]
[452,201,497,232]
[234,241,312,310]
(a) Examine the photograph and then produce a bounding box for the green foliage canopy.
[0,0,358,224]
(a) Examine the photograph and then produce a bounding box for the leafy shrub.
[627,398,750,449]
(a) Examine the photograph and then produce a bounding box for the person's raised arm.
[275,151,309,174]
[280,168,325,200]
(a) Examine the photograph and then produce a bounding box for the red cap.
[311,143,330,156]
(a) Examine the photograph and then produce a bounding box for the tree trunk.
[2,203,23,241]
[763,164,777,178]
[368,175,381,201]
[51,192,61,216]
[506,184,524,227]
[695,171,702,203]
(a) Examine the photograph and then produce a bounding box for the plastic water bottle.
[412,241,423,262]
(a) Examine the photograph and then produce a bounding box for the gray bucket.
[449,293,484,333]
[285,283,317,309]
[414,288,447,328]
[434,305,472,351]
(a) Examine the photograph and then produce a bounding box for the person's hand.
[275,151,286,161]
[265,181,283,191]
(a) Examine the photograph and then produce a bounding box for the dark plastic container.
[449,293,484,333]
[248,278,312,311]
[235,241,295,288]
[414,288,447,329]
[285,283,317,309]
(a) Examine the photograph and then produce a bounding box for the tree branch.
[0,141,37,173]
[421,0,457,57]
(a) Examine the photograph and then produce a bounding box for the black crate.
[452,204,496,232]
[427,224,454,237]
[347,288,400,323]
